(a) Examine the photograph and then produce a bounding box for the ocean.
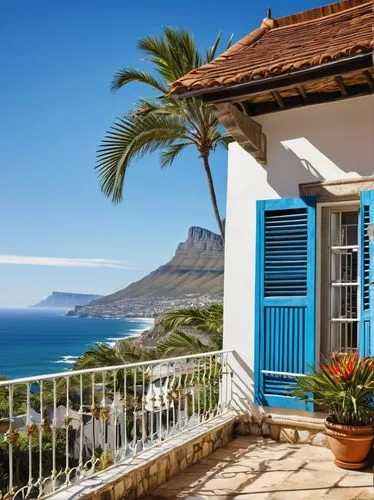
[0,308,154,379]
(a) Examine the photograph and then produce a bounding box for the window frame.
[316,200,360,363]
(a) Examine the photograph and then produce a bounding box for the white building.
[170,0,374,414]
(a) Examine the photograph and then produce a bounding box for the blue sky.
[0,0,327,307]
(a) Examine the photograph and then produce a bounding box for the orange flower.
[321,352,360,383]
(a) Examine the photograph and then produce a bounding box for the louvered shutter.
[255,197,316,410]
[359,190,374,357]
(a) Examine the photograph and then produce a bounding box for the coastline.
[0,309,154,379]
[104,317,155,347]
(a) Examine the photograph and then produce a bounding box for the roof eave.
[171,52,373,103]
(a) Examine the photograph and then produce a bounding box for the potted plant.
[295,352,374,470]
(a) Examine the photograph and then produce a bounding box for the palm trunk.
[202,155,225,241]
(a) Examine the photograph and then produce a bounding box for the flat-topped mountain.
[33,291,103,308]
[69,226,224,318]
[95,226,223,303]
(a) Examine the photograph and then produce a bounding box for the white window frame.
[316,200,360,363]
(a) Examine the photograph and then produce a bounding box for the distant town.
[66,292,223,318]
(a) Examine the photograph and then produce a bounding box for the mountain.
[68,226,224,318]
[98,226,223,303]
[33,291,103,308]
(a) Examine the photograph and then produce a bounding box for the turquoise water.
[0,308,154,379]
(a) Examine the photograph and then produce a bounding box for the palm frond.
[164,26,201,75]
[137,27,201,83]
[74,340,155,370]
[96,112,187,203]
[137,34,171,63]
[74,343,122,369]
[161,307,210,332]
[206,32,222,63]
[136,33,178,84]
[206,32,233,62]
[214,135,234,150]
[225,33,234,51]
[110,68,167,94]
[160,142,189,168]
[161,304,223,335]
[157,330,211,357]
[133,98,162,115]
[116,340,158,362]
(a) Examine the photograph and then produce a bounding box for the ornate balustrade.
[0,350,233,499]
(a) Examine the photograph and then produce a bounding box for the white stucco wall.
[223,94,374,415]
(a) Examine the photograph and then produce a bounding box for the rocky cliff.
[97,226,223,303]
[33,291,103,308]
[69,226,224,318]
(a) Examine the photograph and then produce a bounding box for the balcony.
[0,350,372,500]
[0,351,234,499]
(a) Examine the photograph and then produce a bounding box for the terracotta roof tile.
[170,0,373,95]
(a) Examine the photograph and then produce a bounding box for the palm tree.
[161,304,223,334]
[73,341,158,393]
[0,376,27,419]
[96,27,232,240]
[74,340,157,370]
[73,303,223,365]
[157,304,223,357]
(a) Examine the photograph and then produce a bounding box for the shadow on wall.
[259,97,374,198]
[266,135,374,198]
[281,137,361,182]
[231,351,262,420]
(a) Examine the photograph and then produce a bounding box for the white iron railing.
[0,350,233,499]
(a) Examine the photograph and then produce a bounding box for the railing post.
[113,370,118,463]
[7,383,14,496]
[38,381,43,498]
[165,362,170,437]
[90,372,96,470]
[158,364,164,444]
[26,382,33,494]
[51,378,57,491]
[123,368,128,454]
[141,368,146,450]
[132,368,137,454]
[78,374,84,474]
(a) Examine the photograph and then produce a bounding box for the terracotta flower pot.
[325,418,374,470]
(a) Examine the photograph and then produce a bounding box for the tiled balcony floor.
[142,436,374,499]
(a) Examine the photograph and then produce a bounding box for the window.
[320,206,359,358]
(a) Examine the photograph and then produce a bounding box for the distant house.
[170,0,374,411]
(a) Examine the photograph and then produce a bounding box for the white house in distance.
[170,0,374,414]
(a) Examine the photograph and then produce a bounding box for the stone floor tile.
[303,459,340,472]
[338,469,373,487]
[141,436,374,500]
[277,468,347,492]
[232,494,271,500]
[266,490,330,500]
[324,486,374,499]
[236,470,295,493]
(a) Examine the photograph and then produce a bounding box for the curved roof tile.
[169,0,373,95]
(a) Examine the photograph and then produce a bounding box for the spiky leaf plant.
[295,352,374,426]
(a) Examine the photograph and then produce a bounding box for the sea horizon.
[0,308,154,379]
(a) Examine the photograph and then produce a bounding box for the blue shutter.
[255,197,316,410]
[359,190,374,357]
